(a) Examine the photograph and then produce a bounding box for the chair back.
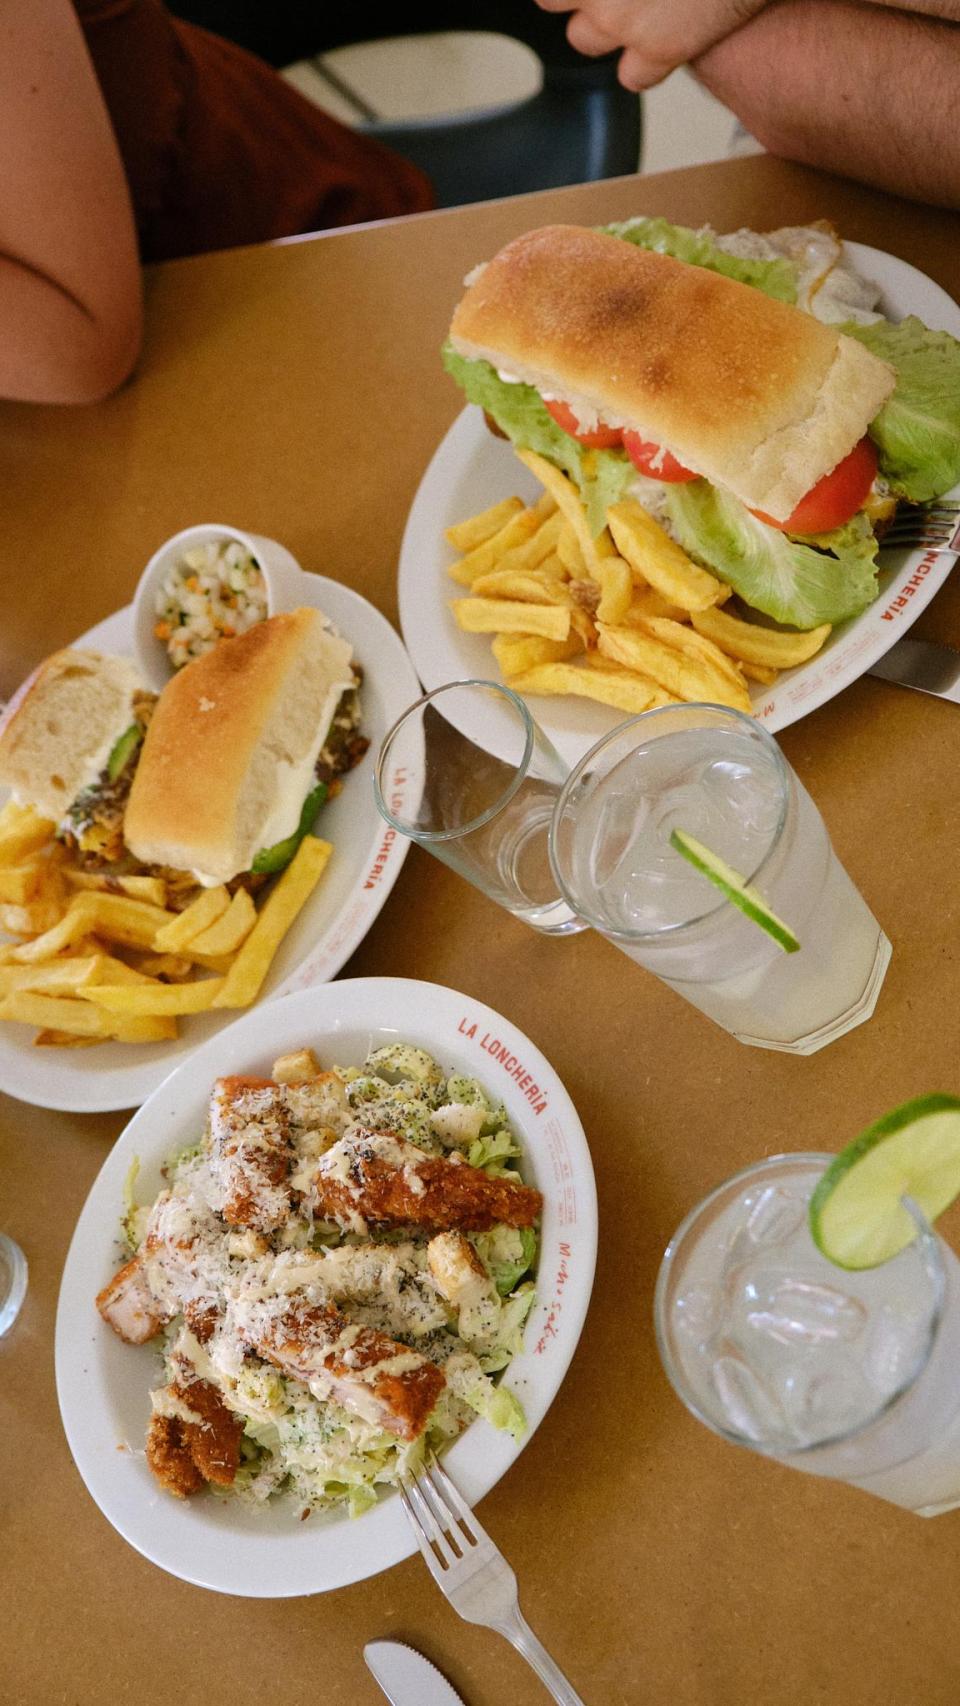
[359,45,641,206]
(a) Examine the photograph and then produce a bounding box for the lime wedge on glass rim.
[668,828,800,953]
[809,1094,960,1270]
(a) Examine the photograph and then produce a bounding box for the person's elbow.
[45,293,143,406]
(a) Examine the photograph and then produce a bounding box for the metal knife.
[364,1640,467,1706]
[867,636,960,705]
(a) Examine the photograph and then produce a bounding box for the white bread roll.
[0,649,142,821]
[124,608,355,884]
[449,225,897,523]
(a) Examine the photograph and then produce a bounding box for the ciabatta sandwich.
[0,608,366,889]
[444,219,960,632]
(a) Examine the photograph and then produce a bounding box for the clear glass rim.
[653,1151,946,1458]
[373,678,536,845]
[548,702,791,942]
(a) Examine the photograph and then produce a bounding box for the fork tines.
[881,499,960,550]
[400,1454,485,1575]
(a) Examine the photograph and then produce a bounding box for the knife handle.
[494,1610,586,1706]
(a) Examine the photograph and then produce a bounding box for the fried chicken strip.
[234,1292,446,1442]
[96,1254,169,1344]
[208,1072,351,1232]
[146,1376,243,1498]
[208,1076,294,1233]
[310,1128,542,1233]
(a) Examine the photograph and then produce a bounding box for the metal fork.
[880,498,960,552]
[400,1455,586,1706]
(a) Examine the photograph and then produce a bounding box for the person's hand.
[534,0,771,89]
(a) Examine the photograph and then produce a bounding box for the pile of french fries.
[446,447,832,714]
[0,800,332,1047]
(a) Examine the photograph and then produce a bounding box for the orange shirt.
[75,0,434,261]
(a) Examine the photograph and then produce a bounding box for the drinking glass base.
[730,931,892,1055]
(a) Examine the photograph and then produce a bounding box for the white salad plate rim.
[55,977,597,1597]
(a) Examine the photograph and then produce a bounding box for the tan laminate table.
[4,154,960,1706]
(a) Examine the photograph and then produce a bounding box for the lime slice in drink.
[809,1094,960,1269]
[668,828,800,953]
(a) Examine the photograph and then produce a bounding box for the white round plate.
[399,243,960,765]
[55,977,597,1597]
[0,574,420,1113]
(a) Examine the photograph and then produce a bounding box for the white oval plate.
[399,243,960,765]
[55,977,597,1597]
[0,575,420,1112]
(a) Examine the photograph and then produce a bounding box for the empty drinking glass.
[374,680,586,935]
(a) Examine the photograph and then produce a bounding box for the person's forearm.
[694,0,960,208]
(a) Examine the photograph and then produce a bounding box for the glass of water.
[549,703,890,1052]
[374,680,586,935]
[655,1153,960,1515]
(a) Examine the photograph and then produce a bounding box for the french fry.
[508,661,669,714]
[153,885,230,951]
[444,496,524,552]
[470,568,573,606]
[451,597,570,641]
[623,586,688,625]
[598,624,753,711]
[689,604,832,668]
[515,448,619,580]
[491,633,583,677]
[0,957,102,997]
[64,870,168,907]
[633,615,751,693]
[0,991,125,1037]
[0,895,66,937]
[78,892,177,950]
[569,607,598,650]
[446,508,544,588]
[6,897,100,963]
[492,509,564,575]
[132,952,201,979]
[594,557,633,625]
[556,521,588,578]
[214,836,332,1009]
[33,1030,103,1049]
[188,888,257,956]
[0,801,56,866]
[86,954,158,985]
[740,661,779,686]
[607,500,726,611]
[0,862,46,905]
[81,978,225,1015]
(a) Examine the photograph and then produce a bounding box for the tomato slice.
[544,398,623,449]
[622,431,698,483]
[751,437,879,534]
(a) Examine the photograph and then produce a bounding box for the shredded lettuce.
[664,484,882,629]
[121,1156,149,1252]
[473,1225,538,1296]
[600,215,798,302]
[445,1353,526,1440]
[841,316,960,501]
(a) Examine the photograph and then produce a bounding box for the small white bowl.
[132,523,305,691]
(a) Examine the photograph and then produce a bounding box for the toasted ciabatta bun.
[0,649,142,822]
[124,608,355,885]
[449,225,897,523]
